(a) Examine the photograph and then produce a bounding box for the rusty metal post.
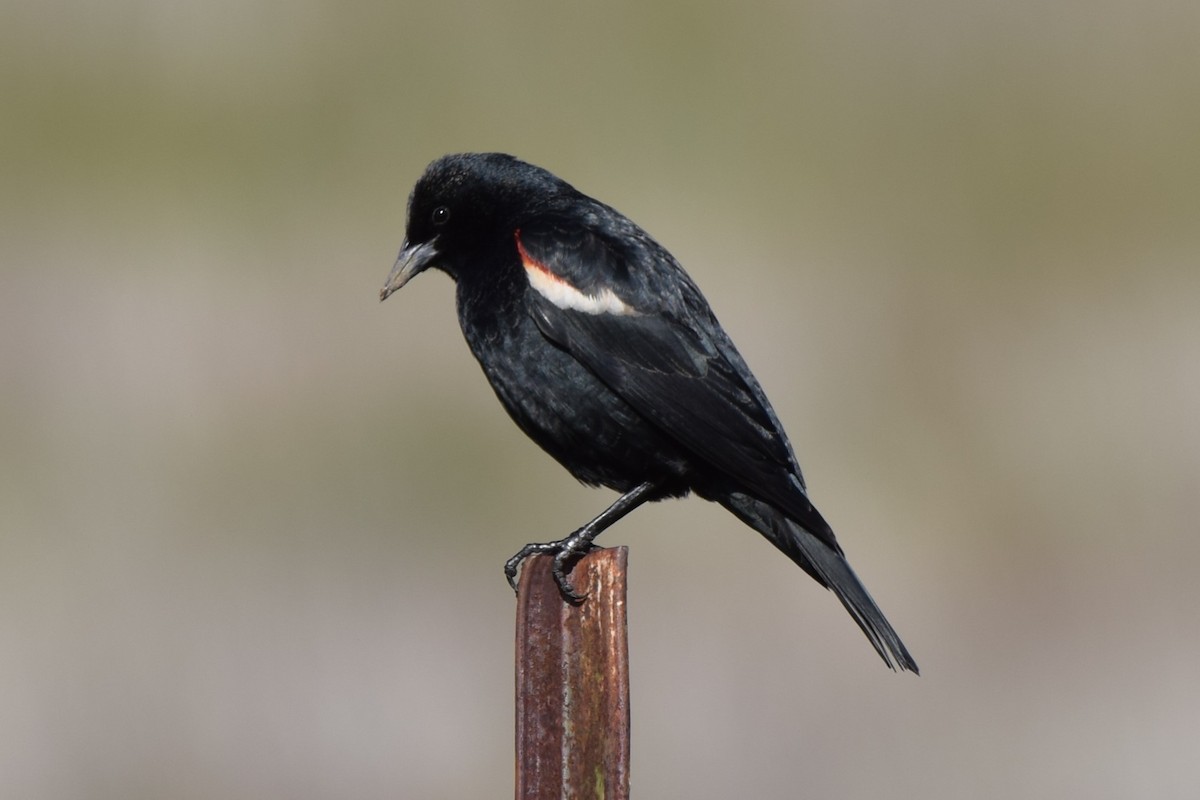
[515,547,630,800]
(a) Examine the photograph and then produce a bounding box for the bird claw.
[504,534,595,603]
[504,553,525,593]
[552,549,588,604]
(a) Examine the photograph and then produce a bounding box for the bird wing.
[516,220,839,550]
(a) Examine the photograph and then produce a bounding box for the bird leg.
[505,480,660,603]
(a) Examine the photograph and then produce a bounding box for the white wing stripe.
[515,234,637,316]
[523,263,633,315]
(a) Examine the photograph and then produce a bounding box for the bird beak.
[380,238,439,302]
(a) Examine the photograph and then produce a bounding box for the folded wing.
[517,221,840,553]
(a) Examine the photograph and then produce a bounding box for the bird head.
[380,153,568,301]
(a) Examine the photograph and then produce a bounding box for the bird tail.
[716,491,918,673]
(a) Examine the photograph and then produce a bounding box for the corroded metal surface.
[515,548,630,800]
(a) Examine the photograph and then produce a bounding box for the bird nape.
[380,152,917,673]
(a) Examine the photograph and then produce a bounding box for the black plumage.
[380,153,917,672]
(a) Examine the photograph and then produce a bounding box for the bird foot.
[504,530,599,604]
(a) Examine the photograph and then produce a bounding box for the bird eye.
[431,206,450,226]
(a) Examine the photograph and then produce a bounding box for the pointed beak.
[380,239,439,302]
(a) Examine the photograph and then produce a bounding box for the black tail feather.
[717,492,918,673]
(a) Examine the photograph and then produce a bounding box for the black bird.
[380,153,917,672]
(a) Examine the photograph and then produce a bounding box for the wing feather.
[518,222,838,548]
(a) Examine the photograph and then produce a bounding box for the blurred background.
[3,0,1198,797]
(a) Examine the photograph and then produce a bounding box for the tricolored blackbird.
[381,153,916,672]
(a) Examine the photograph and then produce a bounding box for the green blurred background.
[4,1,1198,797]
